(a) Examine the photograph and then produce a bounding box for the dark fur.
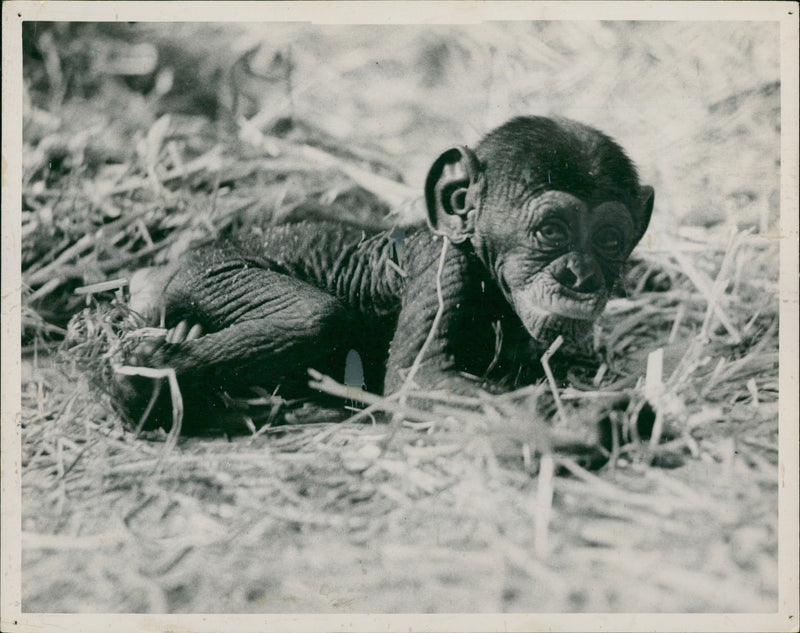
[476,116,642,211]
[121,116,653,429]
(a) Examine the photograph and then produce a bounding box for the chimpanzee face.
[478,190,639,343]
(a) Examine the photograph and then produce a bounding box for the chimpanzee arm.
[383,237,497,393]
[135,245,357,392]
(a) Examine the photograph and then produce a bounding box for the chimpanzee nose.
[553,255,603,293]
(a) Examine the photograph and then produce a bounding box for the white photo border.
[2,2,797,632]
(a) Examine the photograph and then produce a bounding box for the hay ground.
[19,22,779,613]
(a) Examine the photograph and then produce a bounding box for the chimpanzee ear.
[425,145,482,244]
[633,185,654,242]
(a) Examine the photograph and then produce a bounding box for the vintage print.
[3,4,797,632]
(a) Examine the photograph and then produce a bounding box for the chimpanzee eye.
[536,220,570,247]
[594,226,624,255]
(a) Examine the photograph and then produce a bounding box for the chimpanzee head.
[425,116,653,344]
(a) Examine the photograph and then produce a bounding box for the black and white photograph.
[2,2,798,631]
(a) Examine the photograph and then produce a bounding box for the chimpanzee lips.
[511,281,607,322]
[510,283,607,345]
[516,307,595,345]
[546,287,608,319]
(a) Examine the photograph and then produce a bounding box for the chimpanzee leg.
[180,276,348,370]
[121,253,357,429]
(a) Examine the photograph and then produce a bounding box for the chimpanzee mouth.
[554,283,606,300]
[547,290,607,319]
[519,309,594,345]
[548,303,602,320]
[514,287,606,322]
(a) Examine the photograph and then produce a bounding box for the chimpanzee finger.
[166,320,190,344]
[127,335,167,367]
[186,323,204,341]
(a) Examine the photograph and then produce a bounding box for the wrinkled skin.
[122,116,653,428]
